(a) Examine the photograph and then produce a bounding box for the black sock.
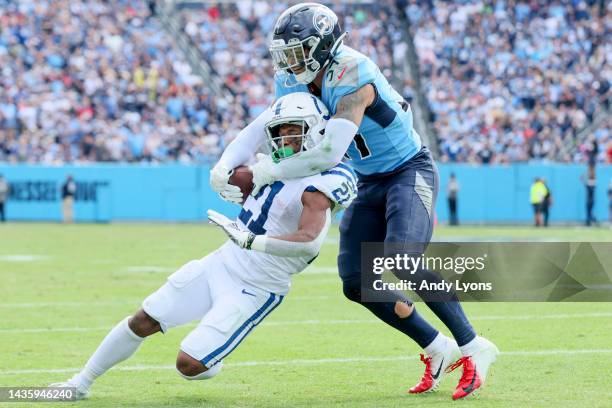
[361,300,439,348]
[343,280,439,348]
[411,269,476,346]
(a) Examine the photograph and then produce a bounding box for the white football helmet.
[265,92,330,162]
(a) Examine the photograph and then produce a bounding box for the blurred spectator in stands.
[0,174,8,222]
[608,178,612,225]
[447,172,459,226]
[581,172,597,227]
[587,136,599,168]
[61,175,76,223]
[542,179,552,227]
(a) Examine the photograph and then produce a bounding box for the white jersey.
[217,163,357,295]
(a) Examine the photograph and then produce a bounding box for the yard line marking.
[290,295,335,300]
[430,237,571,243]
[471,312,612,321]
[0,301,141,308]
[2,349,612,376]
[0,255,48,262]
[0,296,334,308]
[2,312,612,333]
[261,312,612,325]
[0,327,112,333]
[123,266,174,273]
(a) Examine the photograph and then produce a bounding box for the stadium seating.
[405,0,611,163]
[1,0,610,164]
[0,0,231,163]
[181,0,611,164]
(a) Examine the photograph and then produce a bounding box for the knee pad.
[342,279,362,303]
[176,362,222,381]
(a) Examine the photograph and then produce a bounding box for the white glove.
[249,153,277,196]
[207,209,256,249]
[210,162,243,204]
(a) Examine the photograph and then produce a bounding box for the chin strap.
[328,32,346,59]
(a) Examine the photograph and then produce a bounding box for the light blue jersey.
[275,45,422,175]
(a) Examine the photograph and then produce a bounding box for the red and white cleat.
[408,339,461,394]
[408,354,437,393]
[447,356,482,400]
[448,337,499,400]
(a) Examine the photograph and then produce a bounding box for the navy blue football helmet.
[269,3,345,85]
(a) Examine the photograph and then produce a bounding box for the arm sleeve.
[217,109,272,169]
[265,117,359,179]
[250,209,331,258]
[328,57,377,113]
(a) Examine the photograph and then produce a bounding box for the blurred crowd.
[182,0,611,164]
[406,0,611,163]
[0,0,231,164]
[1,0,610,164]
[180,1,401,148]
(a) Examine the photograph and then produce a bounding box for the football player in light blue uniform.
[210,3,498,399]
[274,45,421,175]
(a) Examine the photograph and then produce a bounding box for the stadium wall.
[0,164,610,224]
[0,164,236,222]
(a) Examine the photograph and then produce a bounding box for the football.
[229,165,254,203]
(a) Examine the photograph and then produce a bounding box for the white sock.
[73,317,145,389]
[459,335,481,356]
[424,333,448,356]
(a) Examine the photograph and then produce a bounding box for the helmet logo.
[313,10,334,35]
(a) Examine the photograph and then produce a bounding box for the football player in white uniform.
[50,93,357,399]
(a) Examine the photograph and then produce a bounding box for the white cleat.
[408,336,461,393]
[49,375,90,400]
[448,336,500,400]
[470,336,500,383]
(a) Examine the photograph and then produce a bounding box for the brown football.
[229,165,254,204]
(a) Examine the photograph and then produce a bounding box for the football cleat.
[408,338,461,394]
[447,356,481,400]
[448,337,499,400]
[49,375,90,400]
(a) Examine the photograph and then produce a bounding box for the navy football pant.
[338,147,476,347]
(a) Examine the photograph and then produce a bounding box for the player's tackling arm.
[216,109,271,169]
[250,85,375,191]
[207,191,332,258]
[334,83,376,125]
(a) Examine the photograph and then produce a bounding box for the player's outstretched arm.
[210,109,271,203]
[207,191,332,258]
[252,190,332,257]
[250,85,375,194]
[217,109,271,169]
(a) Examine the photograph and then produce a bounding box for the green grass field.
[1,224,612,407]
